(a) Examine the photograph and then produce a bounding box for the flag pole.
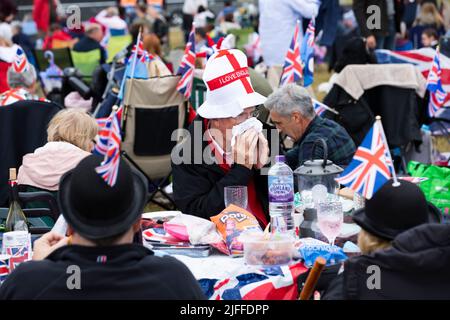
[125,27,141,104]
[376,115,400,187]
[122,27,142,137]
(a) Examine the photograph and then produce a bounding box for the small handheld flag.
[176,24,196,99]
[426,47,448,117]
[280,20,303,86]
[336,116,398,199]
[94,106,123,156]
[95,106,122,187]
[312,99,337,117]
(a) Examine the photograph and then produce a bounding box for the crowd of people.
[0,0,448,300]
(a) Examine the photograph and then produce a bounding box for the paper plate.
[141,211,182,220]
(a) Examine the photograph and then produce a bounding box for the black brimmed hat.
[58,155,148,240]
[352,179,441,241]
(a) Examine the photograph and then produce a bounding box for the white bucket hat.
[197,49,267,119]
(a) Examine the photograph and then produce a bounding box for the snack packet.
[297,238,348,267]
[210,204,263,256]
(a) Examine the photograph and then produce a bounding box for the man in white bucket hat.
[172,49,274,228]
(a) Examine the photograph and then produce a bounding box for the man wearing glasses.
[171,49,274,228]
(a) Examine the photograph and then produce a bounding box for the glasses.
[235,108,261,122]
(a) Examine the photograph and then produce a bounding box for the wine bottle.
[5,168,28,232]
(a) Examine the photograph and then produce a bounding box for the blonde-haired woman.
[323,179,445,300]
[18,109,98,191]
[410,2,445,48]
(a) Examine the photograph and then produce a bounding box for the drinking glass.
[316,201,343,246]
[224,186,248,209]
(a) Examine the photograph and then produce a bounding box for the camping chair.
[33,47,73,72]
[227,27,253,51]
[106,34,132,63]
[121,75,187,210]
[190,77,207,111]
[0,190,60,234]
[0,100,62,207]
[323,64,426,173]
[70,49,102,83]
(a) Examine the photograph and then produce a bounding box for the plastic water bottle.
[268,155,294,235]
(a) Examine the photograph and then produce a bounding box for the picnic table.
[173,254,308,300]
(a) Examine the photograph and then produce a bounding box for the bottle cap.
[275,155,285,163]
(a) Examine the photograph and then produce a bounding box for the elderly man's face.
[270,110,307,142]
[210,106,256,150]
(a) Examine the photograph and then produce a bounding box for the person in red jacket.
[33,0,59,34]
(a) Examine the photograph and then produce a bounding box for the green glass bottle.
[5,168,28,232]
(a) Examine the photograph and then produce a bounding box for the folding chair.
[227,27,254,51]
[323,64,426,173]
[70,49,102,83]
[18,190,60,223]
[190,77,207,111]
[33,47,73,72]
[0,190,60,234]
[106,34,132,63]
[121,75,187,210]
[0,207,55,235]
[0,100,62,207]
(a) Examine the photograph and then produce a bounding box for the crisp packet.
[210,204,263,256]
[297,238,347,267]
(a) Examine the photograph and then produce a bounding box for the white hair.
[264,83,315,119]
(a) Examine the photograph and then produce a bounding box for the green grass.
[311,63,332,102]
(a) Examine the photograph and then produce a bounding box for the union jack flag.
[426,48,449,117]
[176,24,196,99]
[6,246,29,272]
[312,99,334,116]
[13,46,28,73]
[131,40,154,63]
[94,107,123,156]
[0,259,9,283]
[199,262,308,300]
[336,120,394,199]
[301,19,315,87]
[280,20,303,86]
[95,108,122,186]
[374,48,435,78]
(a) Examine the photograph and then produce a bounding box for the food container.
[241,232,295,267]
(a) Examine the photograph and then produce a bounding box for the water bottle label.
[268,176,294,202]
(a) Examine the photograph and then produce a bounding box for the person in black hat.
[322,179,450,300]
[0,155,206,300]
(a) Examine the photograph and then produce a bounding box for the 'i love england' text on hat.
[197,49,267,119]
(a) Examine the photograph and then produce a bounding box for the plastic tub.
[241,232,295,266]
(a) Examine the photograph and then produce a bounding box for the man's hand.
[32,232,69,261]
[366,35,376,49]
[256,132,269,169]
[233,129,259,169]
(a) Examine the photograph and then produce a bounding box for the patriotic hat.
[352,179,441,240]
[58,155,148,240]
[197,49,266,119]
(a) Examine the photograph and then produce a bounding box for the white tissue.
[231,117,263,147]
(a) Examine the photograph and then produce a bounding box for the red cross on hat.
[197,49,267,119]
